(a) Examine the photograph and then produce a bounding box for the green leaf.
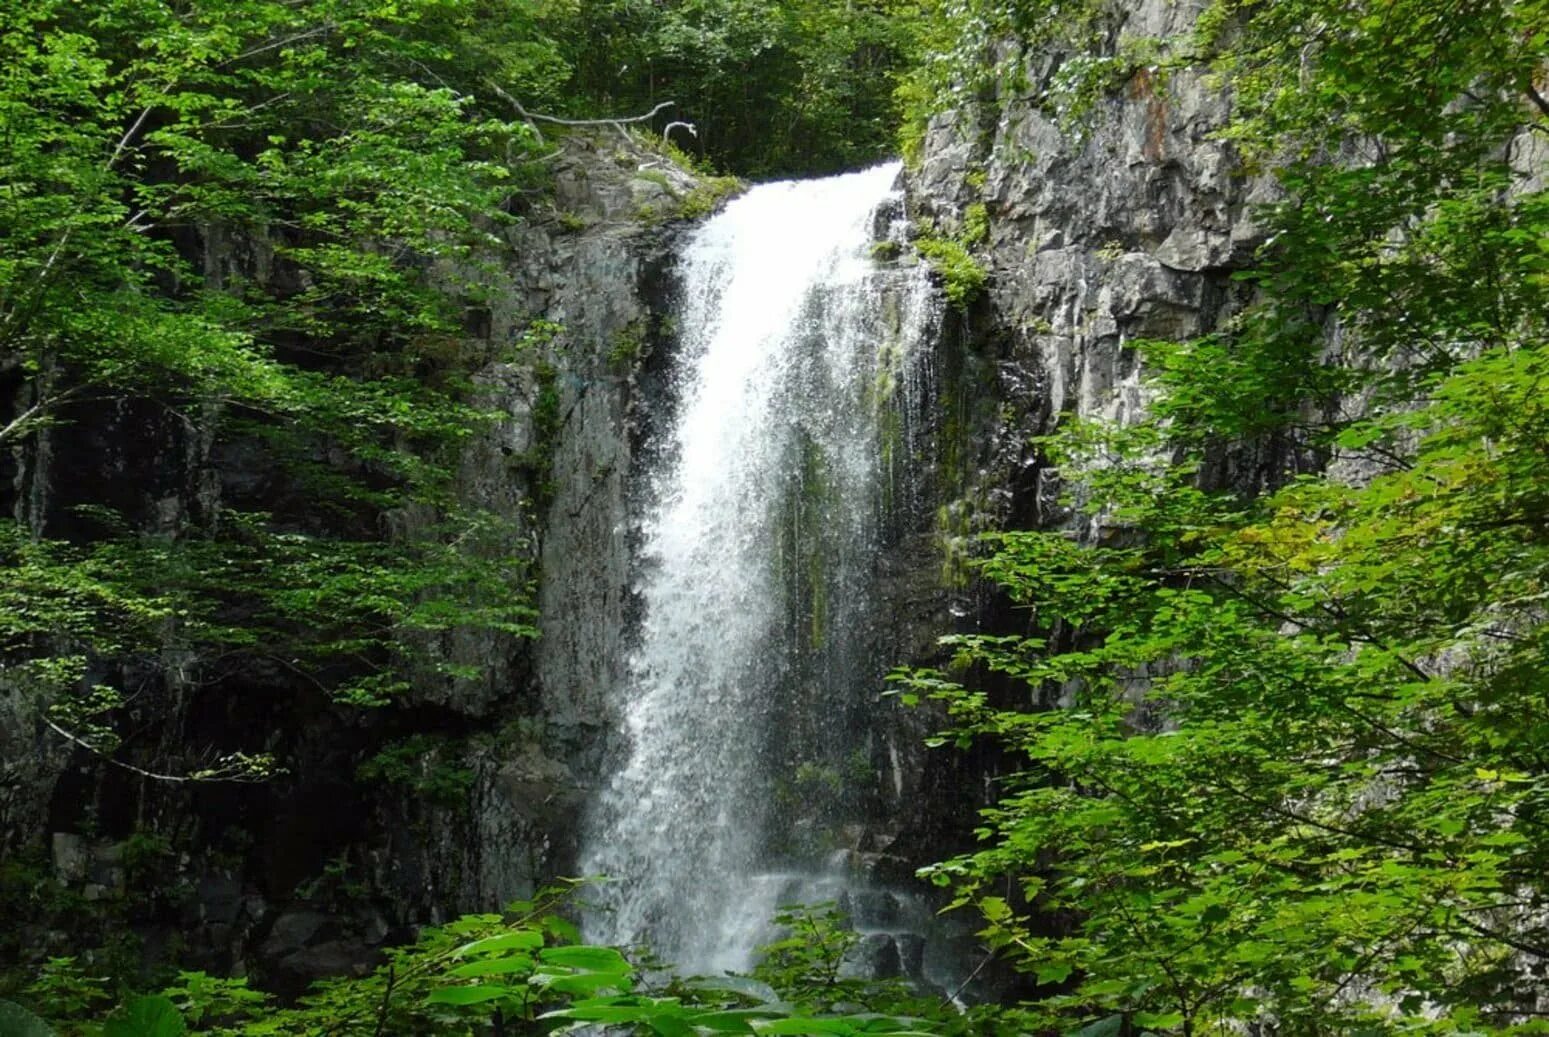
[0,1000,55,1037]
[103,996,186,1037]
[454,929,544,957]
[1071,1016,1124,1037]
[537,945,631,972]
[426,984,514,1005]
[1035,961,1073,985]
[752,1019,864,1035]
[446,955,534,979]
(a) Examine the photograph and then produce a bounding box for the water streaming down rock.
[579,163,942,975]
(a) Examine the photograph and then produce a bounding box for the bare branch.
[483,81,677,146]
[1525,81,1549,122]
[45,719,277,783]
[526,99,675,129]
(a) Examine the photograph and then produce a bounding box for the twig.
[483,80,676,146]
[45,719,272,783]
[523,99,675,129]
[943,948,995,1007]
[372,965,396,1037]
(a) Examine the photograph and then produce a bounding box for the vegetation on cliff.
[894,0,1549,1032]
[7,0,1549,1033]
[0,0,921,799]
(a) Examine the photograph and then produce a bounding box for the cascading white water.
[580,162,939,975]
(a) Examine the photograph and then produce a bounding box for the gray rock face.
[867,0,1280,910]
[906,1,1273,531]
[359,132,703,926]
[0,131,706,987]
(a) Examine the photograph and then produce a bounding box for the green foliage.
[1,0,551,780]
[900,346,1549,1028]
[22,958,113,1027]
[357,735,475,808]
[893,0,1549,1032]
[752,904,861,1006]
[678,174,746,220]
[960,203,989,249]
[608,320,650,373]
[538,0,926,177]
[896,0,1111,162]
[913,236,987,308]
[103,996,186,1037]
[120,834,174,886]
[45,883,950,1036]
[158,973,267,1028]
[0,1000,55,1037]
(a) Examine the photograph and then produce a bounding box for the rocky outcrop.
[0,131,709,987]
[907,0,1275,528]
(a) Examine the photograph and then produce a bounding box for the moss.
[843,748,876,787]
[678,175,743,220]
[962,201,990,247]
[877,399,904,520]
[772,433,836,652]
[869,240,901,261]
[794,762,843,795]
[608,319,648,373]
[120,832,173,886]
[633,167,675,192]
[936,498,979,589]
[914,229,987,308]
[798,439,832,651]
[866,327,910,522]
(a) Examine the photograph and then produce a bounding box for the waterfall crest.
[580,163,938,975]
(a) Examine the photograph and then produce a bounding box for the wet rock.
[51,832,88,883]
[196,875,243,926]
[895,933,926,981]
[261,910,333,959]
[848,890,902,928]
[845,933,903,980]
[277,941,377,982]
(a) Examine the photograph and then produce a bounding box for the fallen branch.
[662,120,697,143]
[46,719,278,783]
[484,82,674,145]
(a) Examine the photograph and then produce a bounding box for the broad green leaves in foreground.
[19,885,952,1036]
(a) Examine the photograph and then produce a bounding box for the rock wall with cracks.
[0,132,702,990]
[905,0,1278,537]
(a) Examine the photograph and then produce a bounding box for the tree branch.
[45,719,275,783]
[1524,81,1549,122]
[482,81,675,146]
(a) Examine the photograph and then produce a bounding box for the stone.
[51,832,88,883]
[848,890,902,928]
[895,932,926,981]
[197,875,244,926]
[844,933,903,980]
[261,911,332,958]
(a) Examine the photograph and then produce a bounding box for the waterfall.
[579,162,939,976]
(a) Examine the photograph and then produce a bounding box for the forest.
[3,0,1549,1033]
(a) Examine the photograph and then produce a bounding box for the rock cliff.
[906,0,1272,531]
[0,131,706,986]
